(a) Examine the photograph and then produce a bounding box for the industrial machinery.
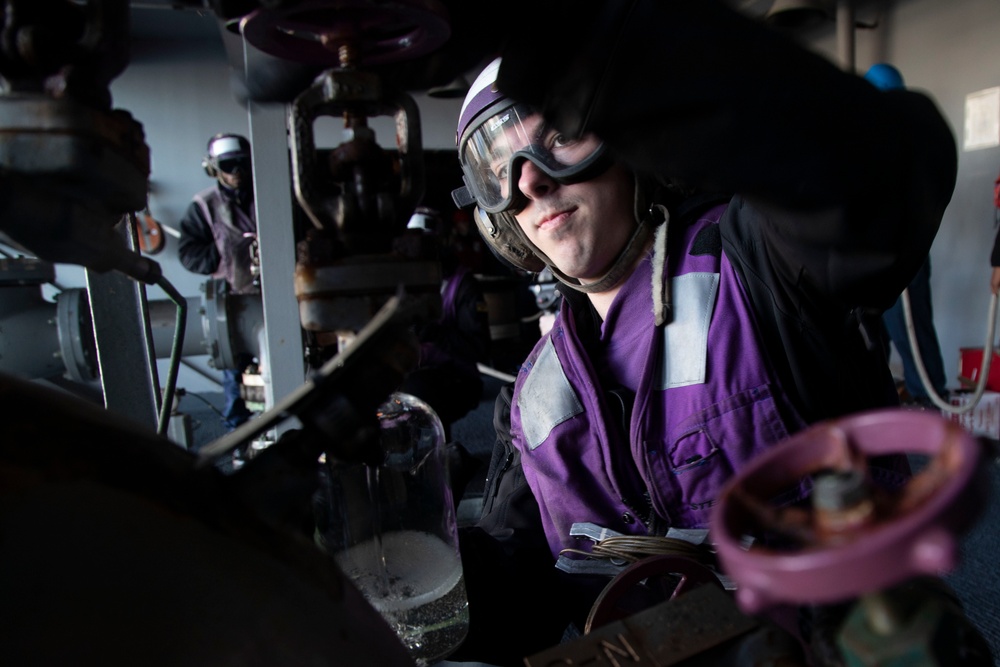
[0,1,480,663]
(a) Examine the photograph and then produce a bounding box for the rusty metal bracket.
[525,584,758,667]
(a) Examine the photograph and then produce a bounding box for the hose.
[154,274,187,435]
[902,287,998,415]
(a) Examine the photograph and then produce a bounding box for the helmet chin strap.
[509,205,661,295]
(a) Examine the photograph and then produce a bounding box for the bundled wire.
[559,534,715,568]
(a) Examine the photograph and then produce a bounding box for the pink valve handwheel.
[239,0,451,66]
[710,408,988,615]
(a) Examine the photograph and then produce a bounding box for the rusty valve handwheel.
[240,0,451,67]
[710,408,987,615]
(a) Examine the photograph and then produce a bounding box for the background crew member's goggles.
[452,102,610,214]
[218,157,251,174]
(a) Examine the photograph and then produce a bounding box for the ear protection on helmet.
[202,156,218,178]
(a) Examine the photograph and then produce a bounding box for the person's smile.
[536,206,576,233]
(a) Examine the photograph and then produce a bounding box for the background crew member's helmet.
[202,133,252,180]
[406,206,441,232]
[863,63,905,91]
[452,58,659,294]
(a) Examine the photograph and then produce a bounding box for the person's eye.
[542,126,578,150]
[552,133,573,148]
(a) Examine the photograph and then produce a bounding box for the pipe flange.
[55,288,97,383]
[200,279,264,370]
[294,258,441,332]
[201,278,237,370]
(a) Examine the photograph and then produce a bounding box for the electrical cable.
[177,387,225,419]
[154,274,187,435]
[902,287,998,415]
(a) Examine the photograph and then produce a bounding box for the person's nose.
[517,159,556,202]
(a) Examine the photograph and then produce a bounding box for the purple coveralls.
[510,205,806,559]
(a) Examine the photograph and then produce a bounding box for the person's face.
[509,126,635,285]
[459,102,611,217]
[216,156,251,190]
[490,116,604,204]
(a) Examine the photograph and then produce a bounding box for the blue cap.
[864,63,905,91]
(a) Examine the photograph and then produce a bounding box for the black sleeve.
[992,227,1000,267]
[496,0,956,309]
[450,384,572,665]
[177,199,220,275]
[720,199,898,423]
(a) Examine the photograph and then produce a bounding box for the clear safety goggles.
[453,102,608,214]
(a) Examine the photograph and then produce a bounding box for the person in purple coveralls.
[439,3,985,666]
[178,133,257,432]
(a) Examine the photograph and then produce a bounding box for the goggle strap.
[452,184,476,209]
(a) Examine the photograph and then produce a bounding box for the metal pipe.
[148,296,206,358]
[837,0,856,73]
[0,279,263,384]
